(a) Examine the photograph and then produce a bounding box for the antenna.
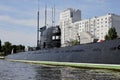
[52,7,54,27]
[53,4,56,26]
[51,5,56,27]
[37,0,40,47]
[38,0,39,11]
[45,4,47,28]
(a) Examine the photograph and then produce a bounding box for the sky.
[0,0,120,47]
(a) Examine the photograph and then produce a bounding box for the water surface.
[0,60,120,80]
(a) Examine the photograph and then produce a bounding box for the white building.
[60,8,120,47]
[60,8,81,47]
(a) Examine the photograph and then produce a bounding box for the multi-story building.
[60,8,120,47]
[60,8,81,47]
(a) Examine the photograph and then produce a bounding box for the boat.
[5,5,120,64]
[6,39,120,64]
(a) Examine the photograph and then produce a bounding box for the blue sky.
[0,0,120,46]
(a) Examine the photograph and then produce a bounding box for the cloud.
[0,3,61,27]
[0,4,16,12]
[0,0,118,47]
[0,27,36,46]
[0,4,35,17]
[0,15,36,27]
[86,0,106,3]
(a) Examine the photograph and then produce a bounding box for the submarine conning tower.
[40,25,61,49]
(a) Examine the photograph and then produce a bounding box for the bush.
[105,27,118,40]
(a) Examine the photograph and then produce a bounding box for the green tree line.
[105,27,118,40]
[0,41,25,56]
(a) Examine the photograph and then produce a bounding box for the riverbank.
[7,59,120,71]
[0,56,5,59]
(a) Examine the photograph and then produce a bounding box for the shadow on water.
[35,66,61,80]
[34,64,120,80]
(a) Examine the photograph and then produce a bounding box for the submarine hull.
[6,39,120,64]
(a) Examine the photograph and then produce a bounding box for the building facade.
[60,8,81,47]
[60,8,120,47]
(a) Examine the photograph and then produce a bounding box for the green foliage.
[12,45,17,53]
[105,27,118,40]
[71,40,79,46]
[0,52,4,56]
[16,45,25,52]
[0,41,25,56]
[105,35,109,40]
[3,42,12,56]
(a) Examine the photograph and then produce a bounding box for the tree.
[0,41,25,55]
[105,35,109,40]
[3,42,12,56]
[105,27,118,40]
[16,45,25,52]
[12,45,17,53]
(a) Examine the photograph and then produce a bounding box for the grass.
[7,59,120,71]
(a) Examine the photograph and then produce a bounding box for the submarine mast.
[37,0,40,48]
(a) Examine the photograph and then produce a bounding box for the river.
[0,60,120,80]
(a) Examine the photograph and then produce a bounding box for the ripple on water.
[0,60,120,80]
[0,60,36,80]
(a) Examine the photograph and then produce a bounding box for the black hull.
[6,39,120,64]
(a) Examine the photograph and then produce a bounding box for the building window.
[71,12,73,17]
[91,31,93,33]
[56,36,59,39]
[52,36,55,40]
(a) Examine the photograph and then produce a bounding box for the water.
[0,60,120,80]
